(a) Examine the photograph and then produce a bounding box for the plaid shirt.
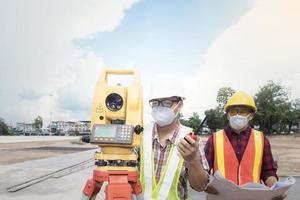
[204,125,278,182]
[152,123,208,199]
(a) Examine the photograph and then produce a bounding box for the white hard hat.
[148,76,186,101]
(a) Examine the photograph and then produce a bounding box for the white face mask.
[229,114,250,131]
[151,106,178,127]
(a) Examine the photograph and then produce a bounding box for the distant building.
[75,121,91,134]
[16,122,35,133]
[50,121,75,134]
[48,120,90,135]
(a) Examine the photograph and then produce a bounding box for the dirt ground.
[0,135,299,176]
[0,139,98,165]
[267,135,300,176]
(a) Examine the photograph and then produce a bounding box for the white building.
[16,122,35,133]
[75,121,91,133]
[49,121,74,134]
[49,120,90,135]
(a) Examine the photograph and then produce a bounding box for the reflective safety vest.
[213,129,264,185]
[140,124,191,200]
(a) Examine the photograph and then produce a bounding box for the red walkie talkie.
[187,115,208,141]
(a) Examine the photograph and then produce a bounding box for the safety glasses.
[228,107,252,116]
[149,98,180,108]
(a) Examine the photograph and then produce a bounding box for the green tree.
[282,99,300,134]
[292,99,300,133]
[204,109,225,133]
[187,113,202,133]
[180,113,209,134]
[203,87,235,133]
[180,113,201,131]
[253,81,290,134]
[216,87,236,127]
[33,116,43,132]
[216,87,236,109]
[179,113,189,127]
[0,118,11,135]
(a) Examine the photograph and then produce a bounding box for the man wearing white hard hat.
[140,84,209,200]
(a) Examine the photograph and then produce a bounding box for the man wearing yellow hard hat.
[204,91,286,199]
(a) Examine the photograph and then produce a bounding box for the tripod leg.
[81,178,101,200]
[130,180,143,200]
[81,194,97,200]
[134,193,144,200]
[106,175,132,200]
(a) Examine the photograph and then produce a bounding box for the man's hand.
[266,177,287,200]
[177,134,200,163]
[178,134,210,192]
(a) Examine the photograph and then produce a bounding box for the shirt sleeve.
[260,136,278,182]
[204,135,214,173]
[199,139,210,171]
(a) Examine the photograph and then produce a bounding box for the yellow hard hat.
[224,91,257,112]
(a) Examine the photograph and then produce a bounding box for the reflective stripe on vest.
[141,123,191,200]
[213,129,264,185]
[142,124,153,199]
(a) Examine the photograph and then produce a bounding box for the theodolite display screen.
[94,126,117,137]
[90,124,134,144]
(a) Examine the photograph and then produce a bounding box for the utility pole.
[49,94,53,136]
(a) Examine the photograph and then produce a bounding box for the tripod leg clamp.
[83,179,100,197]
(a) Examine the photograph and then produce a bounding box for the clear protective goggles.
[149,97,181,108]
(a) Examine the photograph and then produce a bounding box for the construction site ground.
[0,135,299,200]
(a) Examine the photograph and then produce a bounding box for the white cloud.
[0,0,139,125]
[181,0,300,118]
[1,0,299,126]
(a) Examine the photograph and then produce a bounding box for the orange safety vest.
[213,129,264,185]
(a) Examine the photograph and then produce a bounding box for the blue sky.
[2,0,300,125]
[76,0,252,76]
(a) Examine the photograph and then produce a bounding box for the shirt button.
[237,151,240,155]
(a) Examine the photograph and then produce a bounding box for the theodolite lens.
[105,93,123,111]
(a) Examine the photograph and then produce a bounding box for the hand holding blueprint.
[206,171,295,200]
